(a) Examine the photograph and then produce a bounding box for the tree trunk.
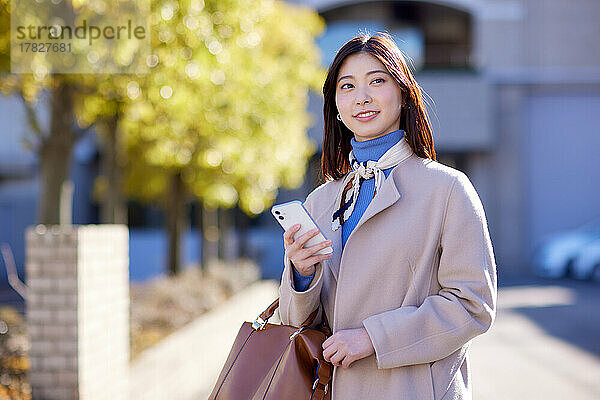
[201,204,219,267]
[218,207,232,262]
[236,207,250,258]
[99,112,127,224]
[165,172,185,276]
[196,201,206,270]
[38,83,76,224]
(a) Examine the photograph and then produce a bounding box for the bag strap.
[317,310,332,337]
[258,298,280,322]
[256,298,331,333]
[311,359,332,400]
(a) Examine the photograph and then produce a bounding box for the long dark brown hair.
[321,32,436,181]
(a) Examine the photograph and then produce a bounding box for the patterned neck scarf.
[331,136,412,231]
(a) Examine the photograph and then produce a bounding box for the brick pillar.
[26,224,129,400]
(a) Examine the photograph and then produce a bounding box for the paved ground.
[3,270,600,399]
[470,272,600,399]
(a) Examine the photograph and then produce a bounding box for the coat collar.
[321,141,414,281]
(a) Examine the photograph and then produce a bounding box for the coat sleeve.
[362,172,497,369]
[278,190,325,328]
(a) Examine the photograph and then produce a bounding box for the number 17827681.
[19,42,71,53]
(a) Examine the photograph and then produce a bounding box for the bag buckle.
[289,326,307,341]
[312,378,328,394]
[252,316,267,330]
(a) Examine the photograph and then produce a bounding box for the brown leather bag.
[209,298,333,400]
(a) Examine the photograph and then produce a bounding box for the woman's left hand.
[322,327,375,369]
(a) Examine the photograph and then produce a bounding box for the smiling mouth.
[354,111,380,120]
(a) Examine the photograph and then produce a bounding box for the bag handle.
[253,298,330,334]
[253,298,333,400]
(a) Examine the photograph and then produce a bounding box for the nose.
[355,89,371,105]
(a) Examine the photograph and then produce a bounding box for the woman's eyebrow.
[338,69,388,83]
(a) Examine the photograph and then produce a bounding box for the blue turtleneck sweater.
[292,129,405,291]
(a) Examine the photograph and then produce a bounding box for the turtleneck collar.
[350,129,405,163]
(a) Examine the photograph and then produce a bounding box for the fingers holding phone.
[272,200,333,276]
[284,224,333,276]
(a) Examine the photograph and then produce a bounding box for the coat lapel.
[323,161,405,281]
[325,212,342,281]
[346,165,402,245]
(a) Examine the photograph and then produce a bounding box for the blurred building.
[281,0,600,275]
[1,0,600,289]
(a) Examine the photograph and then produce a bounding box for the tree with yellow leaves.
[1,0,325,275]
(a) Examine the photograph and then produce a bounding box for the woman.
[278,32,497,399]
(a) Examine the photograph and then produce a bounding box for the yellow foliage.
[117,0,325,214]
[0,0,326,216]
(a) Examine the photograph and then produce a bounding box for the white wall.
[525,90,600,253]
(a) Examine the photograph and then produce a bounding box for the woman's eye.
[340,79,383,90]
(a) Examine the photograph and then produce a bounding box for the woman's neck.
[350,129,404,163]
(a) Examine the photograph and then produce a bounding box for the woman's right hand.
[283,224,333,276]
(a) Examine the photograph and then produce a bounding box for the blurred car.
[571,238,600,281]
[532,218,600,279]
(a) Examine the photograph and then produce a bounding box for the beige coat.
[278,142,497,400]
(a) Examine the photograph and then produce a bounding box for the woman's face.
[335,52,404,142]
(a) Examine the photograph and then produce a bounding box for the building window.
[319,1,473,71]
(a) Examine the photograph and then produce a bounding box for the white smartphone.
[271,200,333,255]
